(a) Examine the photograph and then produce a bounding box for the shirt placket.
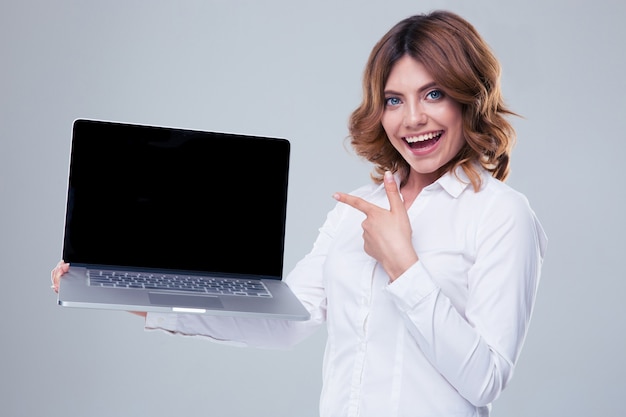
[347,258,377,417]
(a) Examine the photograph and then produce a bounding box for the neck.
[400,168,447,208]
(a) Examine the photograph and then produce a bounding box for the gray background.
[2,0,625,416]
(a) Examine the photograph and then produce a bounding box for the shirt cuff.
[144,312,248,347]
[145,312,180,333]
[385,261,438,311]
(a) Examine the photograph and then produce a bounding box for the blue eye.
[426,90,443,100]
[385,97,401,106]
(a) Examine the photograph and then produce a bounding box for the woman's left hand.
[334,171,418,281]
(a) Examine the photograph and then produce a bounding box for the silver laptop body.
[57,119,309,321]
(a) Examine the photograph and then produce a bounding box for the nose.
[404,101,427,127]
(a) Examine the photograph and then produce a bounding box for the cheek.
[380,114,391,133]
[380,112,399,137]
[451,117,466,150]
[440,107,464,144]
[452,137,467,156]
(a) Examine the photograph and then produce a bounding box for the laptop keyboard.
[87,269,272,297]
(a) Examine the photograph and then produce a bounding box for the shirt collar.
[424,165,479,198]
[383,166,481,203]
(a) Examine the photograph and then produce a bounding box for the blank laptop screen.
[63,120,290,279]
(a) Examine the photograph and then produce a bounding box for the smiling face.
[381,55,466,189]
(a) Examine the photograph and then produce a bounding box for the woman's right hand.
[51,260,69,294]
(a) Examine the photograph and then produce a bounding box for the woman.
[52,10,547,417]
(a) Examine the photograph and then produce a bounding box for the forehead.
[385,55,435,89]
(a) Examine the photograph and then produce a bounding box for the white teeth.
[405,131,442,143]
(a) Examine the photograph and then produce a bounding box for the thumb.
[383,171,404,212]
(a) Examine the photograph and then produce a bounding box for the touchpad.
[148,292,224,309]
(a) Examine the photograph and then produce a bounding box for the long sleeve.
[385,186,547,406]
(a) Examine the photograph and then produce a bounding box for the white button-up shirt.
[146,167,547,417]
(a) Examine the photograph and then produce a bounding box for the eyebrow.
[384,81,438,96]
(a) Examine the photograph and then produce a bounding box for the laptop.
[57,119,310,321]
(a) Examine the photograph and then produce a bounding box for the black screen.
[62,119,290,279]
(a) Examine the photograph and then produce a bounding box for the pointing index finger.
[333,192,376,215]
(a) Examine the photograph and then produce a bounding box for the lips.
[404,130,443,149]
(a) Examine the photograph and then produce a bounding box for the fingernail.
[384,171,394,182]
[332,193,341,201]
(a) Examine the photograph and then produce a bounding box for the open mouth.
[404,130,443,149]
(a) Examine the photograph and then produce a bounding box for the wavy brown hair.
[349,10,516,190]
